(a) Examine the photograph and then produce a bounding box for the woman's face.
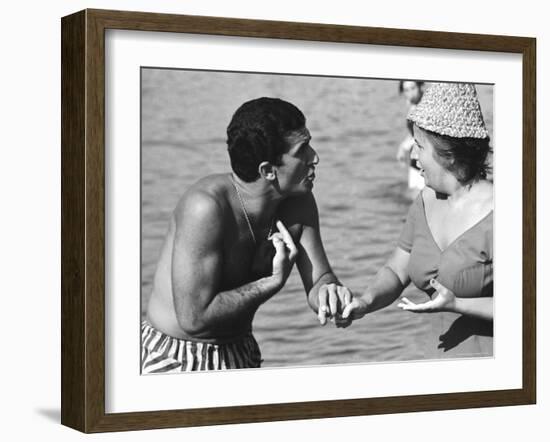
[402,81,423,105]
[412,126,454,192]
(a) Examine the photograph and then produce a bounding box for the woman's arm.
[343,247,411,319]
[453,297,493,321]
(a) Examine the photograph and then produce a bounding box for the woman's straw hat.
[407,83,489,139]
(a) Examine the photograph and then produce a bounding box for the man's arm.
[287,193,349,323]
[171,191,294,336]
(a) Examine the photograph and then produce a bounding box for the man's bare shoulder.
[173,174,230,234]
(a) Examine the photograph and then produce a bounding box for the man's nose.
[310,148,320,165]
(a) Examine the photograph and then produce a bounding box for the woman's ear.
[258,161,277,181]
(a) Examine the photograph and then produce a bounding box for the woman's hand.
[397,279,456,313]
[340,295,370,322]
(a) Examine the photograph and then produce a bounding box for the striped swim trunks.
[141,320,263,374]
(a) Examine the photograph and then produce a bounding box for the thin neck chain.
[230,175,274,245]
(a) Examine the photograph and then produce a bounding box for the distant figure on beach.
[141,97,353,373]
[396,80,425,200]
[340,83,494,358]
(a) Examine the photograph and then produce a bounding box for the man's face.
[275,126,319,196]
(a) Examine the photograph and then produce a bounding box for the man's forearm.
[306,271,339,312]
[183,275,282,334]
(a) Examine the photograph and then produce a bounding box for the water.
[141,68,493,367]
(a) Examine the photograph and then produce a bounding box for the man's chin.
[285,185,313,197]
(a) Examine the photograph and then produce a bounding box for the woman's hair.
[422,127,492,184]
[398,80,425,94]
[226,97,306,182]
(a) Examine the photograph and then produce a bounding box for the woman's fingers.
[341,300,356,319]
[397,297,436,313]
[398,281,454,315]
[338,285,352,308]
[397,297,416,309]
[342,298,368,320]
[430,278,448,295]
[327,284,339,322]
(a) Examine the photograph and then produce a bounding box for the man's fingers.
[275,220,298,258]
[338,286,352,307]
[271,237,289,270]
[275,219,291,239]
[271,236,286,255]
[269,232,284,241]
[317,286,329,326]
[327,285,339,320]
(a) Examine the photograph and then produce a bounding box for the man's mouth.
[305,171,316,182]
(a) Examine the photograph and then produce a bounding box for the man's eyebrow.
[297,137,311,150]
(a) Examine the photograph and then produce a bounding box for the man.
[141,97,352,373]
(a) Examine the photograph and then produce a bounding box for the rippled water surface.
[141,69,493,367]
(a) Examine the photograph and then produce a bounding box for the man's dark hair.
[226,97,306,182]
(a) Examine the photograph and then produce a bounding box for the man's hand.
[317,283,355,327]
[270,220,298,289]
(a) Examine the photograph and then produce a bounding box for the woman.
[396,80,425,199]
[343,83,493,358]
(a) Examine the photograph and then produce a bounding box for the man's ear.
[258,161,277,181]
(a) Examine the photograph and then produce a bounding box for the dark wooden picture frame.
[61,8,536,433]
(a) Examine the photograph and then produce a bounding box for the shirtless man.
[141,97,353,373]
